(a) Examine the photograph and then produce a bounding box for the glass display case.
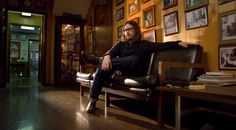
[55,16,83,86]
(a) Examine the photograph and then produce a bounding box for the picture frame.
[128,0,139,16]
[131,17,140,25]
[116,7,124,21]
[219,45,236,70]
[116,0,124,6]
[143,6,155,28]
[185,6,208,30]
[219,10,236,44]
[218,0,234,5]
[163,11,179,36]
[185,0,208,11]
[10,41,20,59]
[117,25,123,39]
[142,29,156,42]
[163,0,178,10]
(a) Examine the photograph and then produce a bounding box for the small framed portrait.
[219,0,234,5]
[219,45,236,70]
[117,25,123,39]
[116,7,124,21]
[185,0,208,11]
[128,0,139,16]
[163,0,178,10]
[163,11,179,36]
[185,6,208,30]
[116,0,124,6]
[219,10,236,44]
[131,17,140,25]
[142,29,156,42]
[143,6,155,28]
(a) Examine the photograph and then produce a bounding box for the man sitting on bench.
[82,20,188,113]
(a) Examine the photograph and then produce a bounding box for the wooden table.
[157,86,236,130]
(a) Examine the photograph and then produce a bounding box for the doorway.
[7,10,44,87]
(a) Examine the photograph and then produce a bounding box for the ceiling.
[53,0,92,19]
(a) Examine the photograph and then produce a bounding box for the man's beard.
[127,37,135,44]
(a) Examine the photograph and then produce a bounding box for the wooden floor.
[1,73,235,130]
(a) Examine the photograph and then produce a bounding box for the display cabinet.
[55,15,84,86]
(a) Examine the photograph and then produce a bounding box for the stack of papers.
[197,72,236,86]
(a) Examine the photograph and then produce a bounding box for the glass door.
[55,16,83,86]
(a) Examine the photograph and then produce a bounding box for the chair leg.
[80,85,84,97]
[158,91,164,128]
[105,92,110,107]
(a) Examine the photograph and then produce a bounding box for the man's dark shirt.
[106,40,180,58]
[105,40,180,76]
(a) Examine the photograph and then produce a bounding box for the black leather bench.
[76,44,205,126]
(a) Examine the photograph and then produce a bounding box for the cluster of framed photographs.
[115,0,156,41]
[219,10,236,70]
[162,0,209,36]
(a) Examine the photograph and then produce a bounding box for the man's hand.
[102,55,112,71]
[178,42,190,48]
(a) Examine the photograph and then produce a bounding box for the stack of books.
[197,72,236,87]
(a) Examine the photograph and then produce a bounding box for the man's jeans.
[89,55,142,100]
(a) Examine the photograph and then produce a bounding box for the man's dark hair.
[121,20,142,43]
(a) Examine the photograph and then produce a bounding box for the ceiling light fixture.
[21,26,35,30]
[21,12,32,17]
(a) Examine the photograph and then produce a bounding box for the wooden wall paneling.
[94,0,112,56]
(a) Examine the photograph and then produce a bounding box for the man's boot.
[86,99,97,113]
[81,51,101,66]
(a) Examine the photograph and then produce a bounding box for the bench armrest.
[158,61,205,85]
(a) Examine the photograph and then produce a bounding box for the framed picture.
[185,0,208,11]
[116,0,124,6]
[128,0,139,16]
[163,11,179,36]
[131,17,140,25]
[185,6,208,30]
[219,10,236,44]
[116,7,124,21]
[163,0,178,10]
[10,41,20,59]
[142,29,156,42]
[219,0,234,5]
[143,6,155,28]
[219,45,236,70]
[117,25,123,39]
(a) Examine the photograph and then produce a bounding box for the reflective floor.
[1,73,236,130]
[0,73,165,130]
